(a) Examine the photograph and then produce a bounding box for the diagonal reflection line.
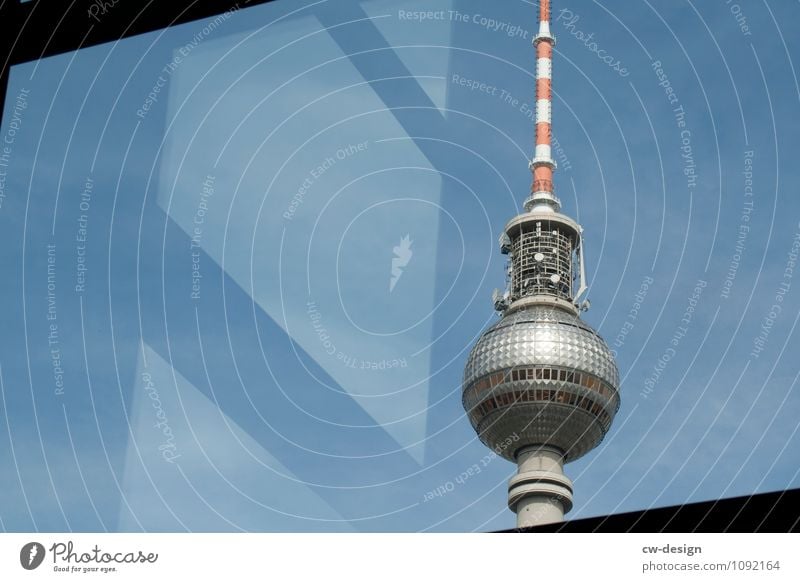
[316,4,452,163]
[141,208,422,477]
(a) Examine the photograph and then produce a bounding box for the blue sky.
[0,0,799,532]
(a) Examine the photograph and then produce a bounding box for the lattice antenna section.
[509,222,574,302]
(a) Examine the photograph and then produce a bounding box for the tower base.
[508,445,573,527]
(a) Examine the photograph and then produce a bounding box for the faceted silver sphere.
[462,305,620,462]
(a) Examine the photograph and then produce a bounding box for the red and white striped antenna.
[526,0,560,213]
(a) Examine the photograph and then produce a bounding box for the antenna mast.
[527,0,560,213]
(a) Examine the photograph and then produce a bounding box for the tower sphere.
[463,303,620,463]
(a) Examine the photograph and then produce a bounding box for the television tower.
[462,0,620,527]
